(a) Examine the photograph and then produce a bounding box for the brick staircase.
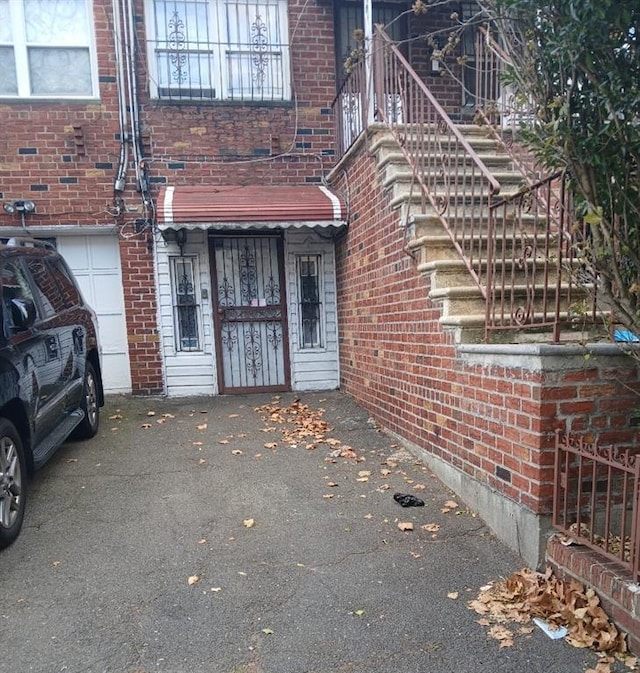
[369,122,595,344]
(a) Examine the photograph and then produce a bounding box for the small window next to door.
[170,256,201,351]
[298,255,323,349]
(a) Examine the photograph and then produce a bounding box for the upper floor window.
[0,0,98,99]
[146,0,291,102]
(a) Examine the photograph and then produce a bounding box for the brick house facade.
[1,0,639,648]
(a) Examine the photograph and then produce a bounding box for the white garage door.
[56,235,132,393]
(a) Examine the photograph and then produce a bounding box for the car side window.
[1,261,38,332]
[46,258,82,308]
[24,258,66,318]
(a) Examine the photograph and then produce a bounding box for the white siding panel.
[155,231,218,395]
[285,230,340,392]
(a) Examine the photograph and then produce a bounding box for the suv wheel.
[0,419,26,550]
[73,362,100,440]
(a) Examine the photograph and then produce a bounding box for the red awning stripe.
[157,185,346,226]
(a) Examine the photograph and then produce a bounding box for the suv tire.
[73,362,100,440]
[0,418,27,550]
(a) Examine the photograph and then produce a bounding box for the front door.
[210,235,290,393]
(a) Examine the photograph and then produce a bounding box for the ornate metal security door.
[211,235,290,393]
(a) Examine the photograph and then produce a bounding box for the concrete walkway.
[0,392,627,673]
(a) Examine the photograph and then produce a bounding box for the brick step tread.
[375,150,515,172]
[371,131,506,153]
[389,188,522,210]
[382,168,526,188]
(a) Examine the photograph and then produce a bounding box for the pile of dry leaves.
[468,567,637,672]
[254,399,362,460]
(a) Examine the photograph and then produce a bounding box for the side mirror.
[10,297,36,331]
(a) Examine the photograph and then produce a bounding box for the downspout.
[112,0,129,194]
[122,0,149,201]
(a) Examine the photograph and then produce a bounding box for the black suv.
[0,238,104,549]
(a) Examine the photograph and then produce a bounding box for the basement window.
[170,256,201,351]
[298,255,323,349]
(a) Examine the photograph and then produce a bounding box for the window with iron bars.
[170,256,201,351]
[145,0,290,102]
[298,255,323,349]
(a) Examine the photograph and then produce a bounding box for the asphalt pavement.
[0,391,627,673]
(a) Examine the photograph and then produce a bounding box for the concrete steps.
[370,123,588,343]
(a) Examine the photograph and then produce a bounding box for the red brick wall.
[331,139,640,517]
[0,0,344,394]
[0,0,552,398]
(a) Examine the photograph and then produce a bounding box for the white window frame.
[145,0,291,102]
[0,0,99,99]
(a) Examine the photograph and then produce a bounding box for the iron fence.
[554,430,640,581]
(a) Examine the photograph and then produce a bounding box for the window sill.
[0,96,101,105]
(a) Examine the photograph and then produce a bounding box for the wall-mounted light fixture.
[160,227,187,255]
[3,199,36,229]
[430,40,443,75]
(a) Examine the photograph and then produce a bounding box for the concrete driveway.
[0,392,621,673]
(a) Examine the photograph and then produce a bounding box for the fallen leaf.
[231,449,243,456]
[108,414,123,420]
[65,458,78,463]
[261,628,274,635]
[188,575,200,586]
[211,587,222,592]
[141,423,152,429]
[410,551,422,559]
[353,609,365,617]
[327,482,338,487]
[198,458,206,465]
[358,470,371,478]
[198,538,207,544]
[264,442,278,449]
[228,414,239,418]
[192,441,203,446]
[146,411,156,417]
[421,523,440,533]
[243,518,255,528]
[196,423,208,430]
[323,493,335,499]
[444,500,458,509]
[218,439,229,444]
[397,522,414,532]
[447,592,459,600]
[162,413,175,419]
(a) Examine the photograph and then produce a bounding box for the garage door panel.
[88,237,121,269]
[56,235,131,393]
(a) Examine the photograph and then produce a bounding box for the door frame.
[209,232,291,394]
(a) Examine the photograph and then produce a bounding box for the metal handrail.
[370,26,502,294]
[375,27,501,196]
